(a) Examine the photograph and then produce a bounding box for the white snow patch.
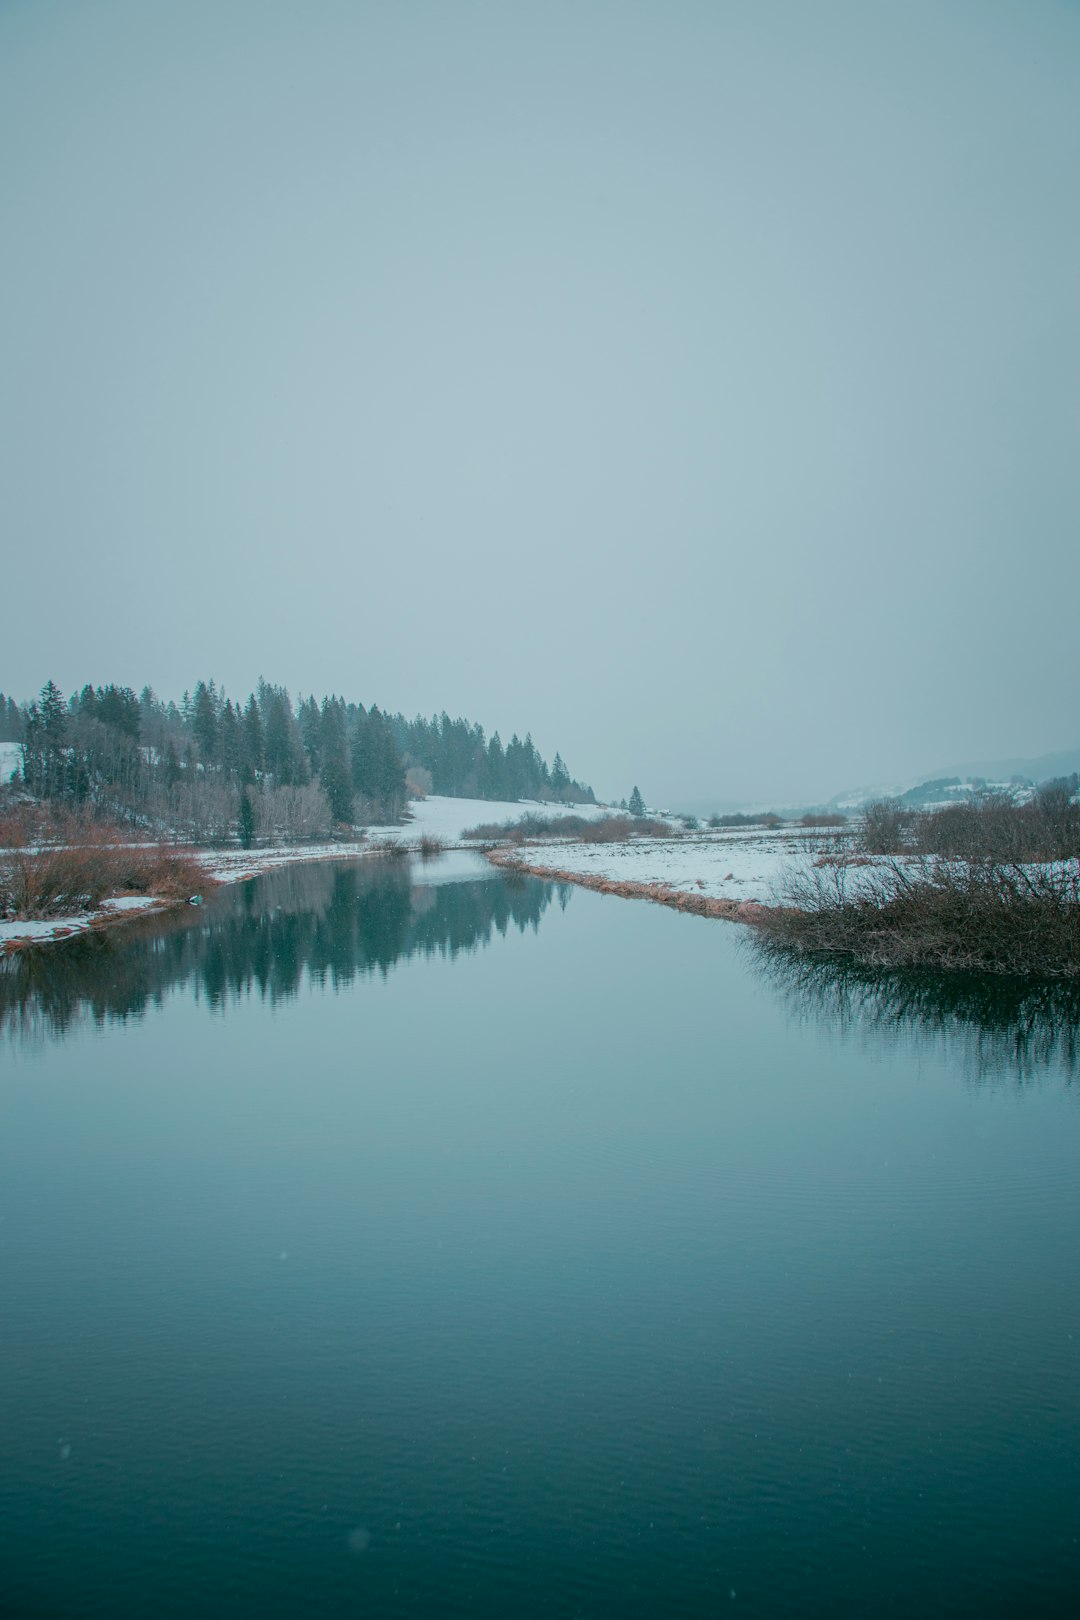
[0,916,95,944]
[0,741,21,781]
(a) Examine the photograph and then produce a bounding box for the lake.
[2,855,1079,1618]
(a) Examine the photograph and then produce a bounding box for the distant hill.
[924,746,1080,785]
[668,746,1080,822]
[826,746,1080,813]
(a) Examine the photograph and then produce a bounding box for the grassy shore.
[758,858,1080,978]
[758,794,1080,978]
[0,807,210,931]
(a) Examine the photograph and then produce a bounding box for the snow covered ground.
[494,826,1080,912]
[0,741,21,782]
[496,825,824,905]
[0,893,161,948]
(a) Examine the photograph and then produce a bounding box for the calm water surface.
[1,856,1078,1618]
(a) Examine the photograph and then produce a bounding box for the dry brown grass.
[760,858,1080,978]
[463,812,673,844]
[417,834,447,859]
[0,809,210,920]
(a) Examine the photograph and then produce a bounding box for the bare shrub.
[862,799,916,854]
[855,790,1080,865]
[0,814,209,920]
[252,782,333,844]
[417,834,446,859]
[761,857,1080,978]
[405,766,433,799]
[580,815,672,841]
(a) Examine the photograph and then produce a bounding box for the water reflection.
[1,858,566,1048]
[753,940,1080,1083]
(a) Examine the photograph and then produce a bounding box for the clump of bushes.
[760,857,1080,979]
[706,812,788,829]
[860,782,1080,861]
[462,812,673,844]
[0,808,208,920]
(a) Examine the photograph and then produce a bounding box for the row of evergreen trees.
[390,713,594,803]
[12,679,405,831]
[0,693,23,741]
[4,678,594,838]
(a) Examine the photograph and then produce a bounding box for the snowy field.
[495,828,1080,912]
[498,825,825,904]
[0,741,21,782]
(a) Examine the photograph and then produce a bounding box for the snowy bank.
[0,894,163,949]
[485,825,818,907]
[0,797,601,951]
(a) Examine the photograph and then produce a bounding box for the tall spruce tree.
[238,790,255,849]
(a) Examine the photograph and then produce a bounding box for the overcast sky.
[2,0,1077,805]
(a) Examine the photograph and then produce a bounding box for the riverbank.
[480,822,1080,977]
[0,795,610,954]
[484,847,772,923]
[478,822,811,909]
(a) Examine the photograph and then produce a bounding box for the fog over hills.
[674,743,1080,819]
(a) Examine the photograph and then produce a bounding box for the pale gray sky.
[2,0,1077,805]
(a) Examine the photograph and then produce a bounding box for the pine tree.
[241,694,264,778]
[238,791,255,850]
[192,680,218,764]
[219,699,240,773]
[629,785,646,818]
[319,697,354,824]
[487,733,506,798]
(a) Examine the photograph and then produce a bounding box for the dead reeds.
[0,808,209,920]
[760,857,1080,978]
[462,812,673,844]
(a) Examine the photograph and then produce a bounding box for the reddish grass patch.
[0,810,210,920]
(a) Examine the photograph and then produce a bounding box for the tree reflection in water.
[751,938,1080,1084]
[1,859,566,1048]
